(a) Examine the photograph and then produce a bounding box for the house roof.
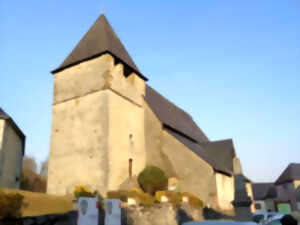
[251,183,275,200]
[264,185,277,199]
[51,14,147,81]
[275,163,300,185]
[145,85,209,143]
[0,108,25,155]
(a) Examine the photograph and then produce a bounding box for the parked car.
[263,214,300,225]
[183,221,258,225]
[252,212,283,224]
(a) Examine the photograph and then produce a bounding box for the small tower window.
[129,158,133,179]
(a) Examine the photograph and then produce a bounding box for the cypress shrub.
[137,166,168,195]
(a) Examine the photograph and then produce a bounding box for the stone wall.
[123,203,235,225]
[0,206,236,225]
[0,120,23,189]
[144,102,177,177]
[108,90,146,191]
[215,172,234,210]
[161,130,217,207]
[48,90,110,196]
[48,53,146,196]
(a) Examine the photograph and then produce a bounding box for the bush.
[137,166,168,195]
[0,190,24,219]
[20,168,47,193]
[22,156,37,173]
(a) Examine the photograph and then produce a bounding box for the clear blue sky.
[1,1,299,182]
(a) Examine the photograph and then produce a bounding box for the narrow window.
[129,158,133,179]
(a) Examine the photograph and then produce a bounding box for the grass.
[0,188,74,217]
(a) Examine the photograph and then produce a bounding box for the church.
[47,14,253,211]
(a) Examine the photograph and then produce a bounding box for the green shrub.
[137,166,168,195]
[0,190,24,219]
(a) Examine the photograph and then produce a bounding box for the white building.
[0,108,25,189]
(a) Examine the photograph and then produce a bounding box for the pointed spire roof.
[52,14,147,80]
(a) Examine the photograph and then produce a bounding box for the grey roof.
[0,108,25,155]
[251,183,275,200]
[199,139,236,174]
[0,108,10,120]
[145,85,238,175]
[52,14,147,80]
[165,127,233,176]
[275,163,300,185]
[145,85,209,143]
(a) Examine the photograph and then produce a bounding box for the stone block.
[127,198,136,206]
[161,195,168,202]
[182,196,189,202]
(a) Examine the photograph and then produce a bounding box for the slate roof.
[251,183,275,200]
[145,85,209,143]
[275,163,300,185]
[0,108,25,155]
[0,108,10,120]
[199,139,236,174]
[52,14,147,81]
[145,85,238,175]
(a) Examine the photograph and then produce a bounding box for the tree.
[22,156,37,173]
[40,158,48,178]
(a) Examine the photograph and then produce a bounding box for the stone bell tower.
[47,14,147,196]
